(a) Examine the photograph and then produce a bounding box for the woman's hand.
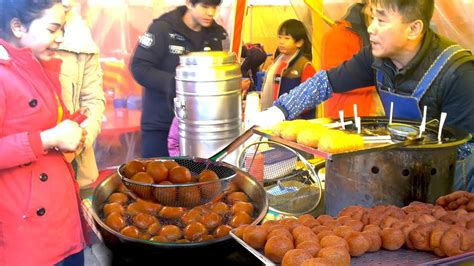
[40,120,87,152]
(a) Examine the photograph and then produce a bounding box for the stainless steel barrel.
[175,51,242,158]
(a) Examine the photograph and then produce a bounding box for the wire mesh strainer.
[118,157,236,207]
[238,141,322,216]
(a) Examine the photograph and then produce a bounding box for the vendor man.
[253,0,474,191]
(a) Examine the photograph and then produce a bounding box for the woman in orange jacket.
[0,1,86,264]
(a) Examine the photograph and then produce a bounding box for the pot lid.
[179,51,237,66]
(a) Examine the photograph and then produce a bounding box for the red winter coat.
[0,40,85,265]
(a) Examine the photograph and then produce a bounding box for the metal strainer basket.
[238,141,322,216]
[118,157,236,207]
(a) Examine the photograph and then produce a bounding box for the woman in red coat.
[0,1,86,265]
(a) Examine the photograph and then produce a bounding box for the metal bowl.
[90,163,268,252]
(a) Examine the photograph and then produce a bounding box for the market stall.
[78,0,474,265]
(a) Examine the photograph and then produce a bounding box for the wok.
[89,161,268,261]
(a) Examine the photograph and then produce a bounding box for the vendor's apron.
[376,44,474,192]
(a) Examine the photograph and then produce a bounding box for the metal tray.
[229,229,441,265]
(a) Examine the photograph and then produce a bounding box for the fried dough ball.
[414,214,437,225]
[159,225,183,241]
[300,257,332,266]
[267,228,294,241]
[292,225,315,240]
[163,160,180,171]
[104,212,126,232]
[280,218,302,231]
[317,246,351,266]
[243,226,268,249]
[159,206,185,219]
[337,205,365,220]
[440,226,466,256]
[260,220,279,231]
[132,213,158,230]
[320,235,349,251]
[126,201,146,216]
[296,240,321,257]
[316,215,334,225]
[295,232,319,247]
[317,230,337,240]
[177,185,201,207]
[122,160,146,178]
[169,166,192,184]
[199,211,222,230]
[401,223,418,250]
[138,200,162,215]
[345,219,364,232]
[146,161,168,183]
[214,224,232,238]
[181,207,204,225]
[382,228,405,250]
[108,192,129,205]
[231,201,254,215]
[154,180,176,206]
[297,214,316,224]
[431,205,448,219]
[430,224,450,257]
[131,172,154,184]
[264,235,295,263]
[361,229,382,252]
[103,202,125,216]
[281,249,313,266]
[120,225,140,239]
[334,225,354,239]
[184,222,207,241]
[230,211,253,228]
[147,222,162,236]
[211,202,229,216]
[234,225,249,239]
[311,225,330,235]
[198,169,220,200]
[381,216,400,229]
[363,224,382,236]
[302,219,321,229]
[346,231,370,257]
[227,192,249,204]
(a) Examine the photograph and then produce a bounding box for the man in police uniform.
[130,0,227,157]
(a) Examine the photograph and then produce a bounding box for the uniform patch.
[169,33,185,42]
[138,32,155,48]
[169,45,185,55]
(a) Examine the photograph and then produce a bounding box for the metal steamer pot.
[89,162,268,259]
[175,51,242,160]
[321,117,471,216]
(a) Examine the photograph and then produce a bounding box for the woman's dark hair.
[0,0,60,39]
[278,19,312,61]
[190,0,222,6]
[371,0,434,33]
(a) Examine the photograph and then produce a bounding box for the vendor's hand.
[40,120,85,152]
[247,106,285,129]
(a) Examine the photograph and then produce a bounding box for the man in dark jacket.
[130,0,227,157]
[254,0,474,192]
